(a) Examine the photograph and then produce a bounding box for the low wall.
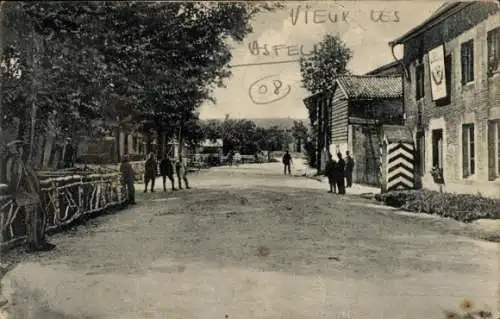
[0,171,127,248]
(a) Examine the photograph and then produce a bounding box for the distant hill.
[201,118,309,129]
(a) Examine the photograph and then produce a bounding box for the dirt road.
[1,162,498,318]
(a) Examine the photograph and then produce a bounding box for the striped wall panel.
[386,142,415,191]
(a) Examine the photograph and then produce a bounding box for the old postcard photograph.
[0,1,499,318]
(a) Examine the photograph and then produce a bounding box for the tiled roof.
[389,2,471,45]
[382,125,414,143]
[336,75,402,99]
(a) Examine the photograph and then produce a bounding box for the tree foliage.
[201,118,294,155]
[299,34,353,94]
[0,1,282,165]
[298,34,352,168]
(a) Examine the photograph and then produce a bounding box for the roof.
[382,125,414,144]
[365,61,402,76]
[389,2,473,45]
[336,75,402,100]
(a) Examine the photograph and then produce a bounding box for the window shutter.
[461,45,466,84]
[488,121,496,181]
[470,126,475,175]
[462,126,469,178]
[445,55,452,100]
[470,43,474,82]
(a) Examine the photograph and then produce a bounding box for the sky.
[199,0,447,120]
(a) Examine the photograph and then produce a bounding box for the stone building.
[389,1,500,198]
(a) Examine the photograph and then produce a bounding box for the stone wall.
[403,5,500,198]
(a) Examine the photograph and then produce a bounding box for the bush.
[376,190,500,223]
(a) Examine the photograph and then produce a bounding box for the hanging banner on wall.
[428,45,447,100]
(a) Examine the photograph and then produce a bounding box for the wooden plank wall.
[330,89,348,145]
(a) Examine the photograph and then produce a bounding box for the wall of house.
[330,86,348,147]
[350,124,382,186]
[349,99,404,125]
[403,4,500,198]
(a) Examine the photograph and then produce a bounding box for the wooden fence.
[0,171,126,248]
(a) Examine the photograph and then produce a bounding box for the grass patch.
[375,190,500,223]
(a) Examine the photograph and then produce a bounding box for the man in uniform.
[119,154,136,205]
[175,154,190,190]
[159,154,176,192]
[62,137,75,168]
[325,153,337,193]
[144,152,157,193]
[335,152,346,195]
[345,151,355,188]
[1,140,56,252]
[282,150,292,175]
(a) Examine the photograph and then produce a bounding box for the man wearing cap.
[159,153,176,192]
[120,154,136,205]
[62,138,75,168]
[345,151,355,188]
[175,154,190,190]
[1,140,56,252]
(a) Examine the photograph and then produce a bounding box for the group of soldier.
[325,151,355,195]
[120,152,191,205]
[281,150,355,195]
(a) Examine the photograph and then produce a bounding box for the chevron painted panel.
[386,142,415,191]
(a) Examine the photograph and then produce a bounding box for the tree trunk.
[115,116,120,162]
[27,100,37,165]
[156,129,163,158]
[42,111,56,169]
[178,124,184,162]
[0,2,5,134]
[146,134,152,155]
[42,134,54,169]
[33,132,45,169]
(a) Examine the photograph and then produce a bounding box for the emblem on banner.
[431,64,444,85]
[428,45,447,100]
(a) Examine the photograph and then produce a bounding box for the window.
[436,54,452,106]
[487,120,500,180]
[416,64,425,100]
[498,122,500,176]
[461,40,474,84]
[462,124,475,178]
[487,27,500,76]
[432,129,443,170]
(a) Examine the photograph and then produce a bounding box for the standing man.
[282,150,292,175]
[336,152,346,195]
[234,151,242,167]
[345,151,355,188]
[144,152,157,193]
[120,154,136,205]
[1,140,56,252]
[62,137,75,168]
[325,153,337,193]
[175,154,190,190]
[227,150,234,166]
[159,154,176,192]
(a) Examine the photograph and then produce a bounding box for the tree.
[291,120,308,153]
[299,34,352,168]
[299,34,352,94]
[1,1,283,167]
